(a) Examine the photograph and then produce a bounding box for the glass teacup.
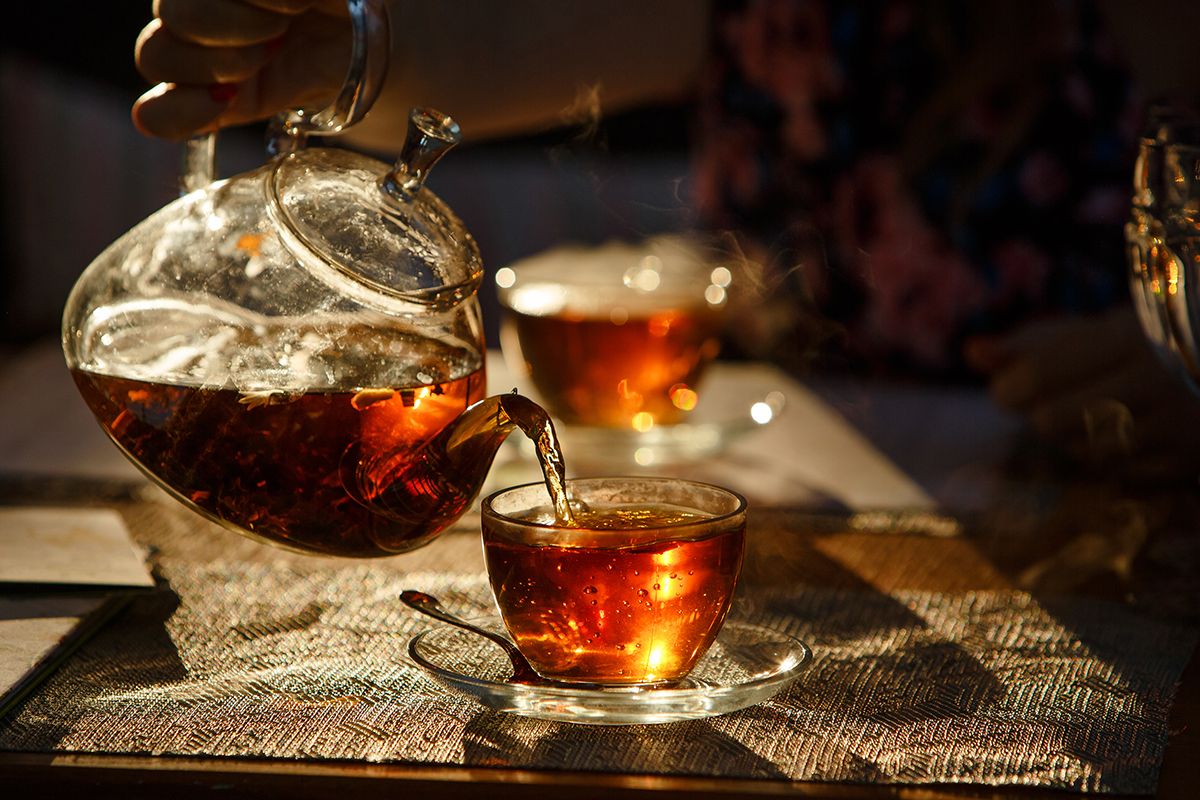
[495,236,731,433]
[481,476,747,686]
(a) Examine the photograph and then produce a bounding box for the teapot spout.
[438,392,523,480]
[441,391,573,524]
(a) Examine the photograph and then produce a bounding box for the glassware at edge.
[1127,106,1200,396]
[61,0,553,558]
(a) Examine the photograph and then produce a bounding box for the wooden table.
[0,345,1196,798]
[1,495,1194,799]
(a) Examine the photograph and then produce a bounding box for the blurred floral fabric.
[693,0,1142,376]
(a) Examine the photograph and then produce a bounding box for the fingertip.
[131,83,168,137]
[132,83,226,140]
[135,18,163,58]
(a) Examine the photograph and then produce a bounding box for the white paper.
[0,595,111,696]
[0,507,154,587]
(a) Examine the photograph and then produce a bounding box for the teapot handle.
[179,0,391,194]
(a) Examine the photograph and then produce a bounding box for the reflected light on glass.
[494,266,516,288]
[750,401,774,424]
[669,384,698,411]
[632,412,655,432]
[506,283,568,316]
[710,266,732,287]
[704,285,727,306]
[410,386,432,410]
[623,255,663,292]
[647,643,666,670]
[633,447,655,466]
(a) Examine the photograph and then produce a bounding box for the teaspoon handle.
[399,590,537,680]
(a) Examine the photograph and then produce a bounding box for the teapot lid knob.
[382,108,462,202]
[268,104,480,310]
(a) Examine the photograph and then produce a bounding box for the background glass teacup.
[481,476,747,686]
[495,235,732,433]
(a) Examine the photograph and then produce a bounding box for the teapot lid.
[270,108,482,310]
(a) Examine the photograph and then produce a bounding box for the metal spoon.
[399,590,547,685]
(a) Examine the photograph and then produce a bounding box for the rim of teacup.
[480,476,747,542]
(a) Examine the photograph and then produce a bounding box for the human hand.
[132,0,350,139]
[964,308,1200,480]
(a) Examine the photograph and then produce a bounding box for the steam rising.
[558,82,605,144]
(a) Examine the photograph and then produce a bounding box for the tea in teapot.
[69,335,489,556]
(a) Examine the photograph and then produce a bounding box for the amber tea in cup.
[496,238,730,430]
[481,477,746,686]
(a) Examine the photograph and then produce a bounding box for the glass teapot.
[62,0,550,557]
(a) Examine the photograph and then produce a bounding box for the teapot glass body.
[62,144,510,556]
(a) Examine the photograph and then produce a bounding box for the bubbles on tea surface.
[653,583,661,590]
[583,585,597,594]
[636,589,649,598]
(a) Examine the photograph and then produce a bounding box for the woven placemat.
[0,498,1195,793]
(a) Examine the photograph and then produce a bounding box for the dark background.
[0,5,694,348]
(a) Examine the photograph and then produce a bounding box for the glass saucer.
[408,618,810,725]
